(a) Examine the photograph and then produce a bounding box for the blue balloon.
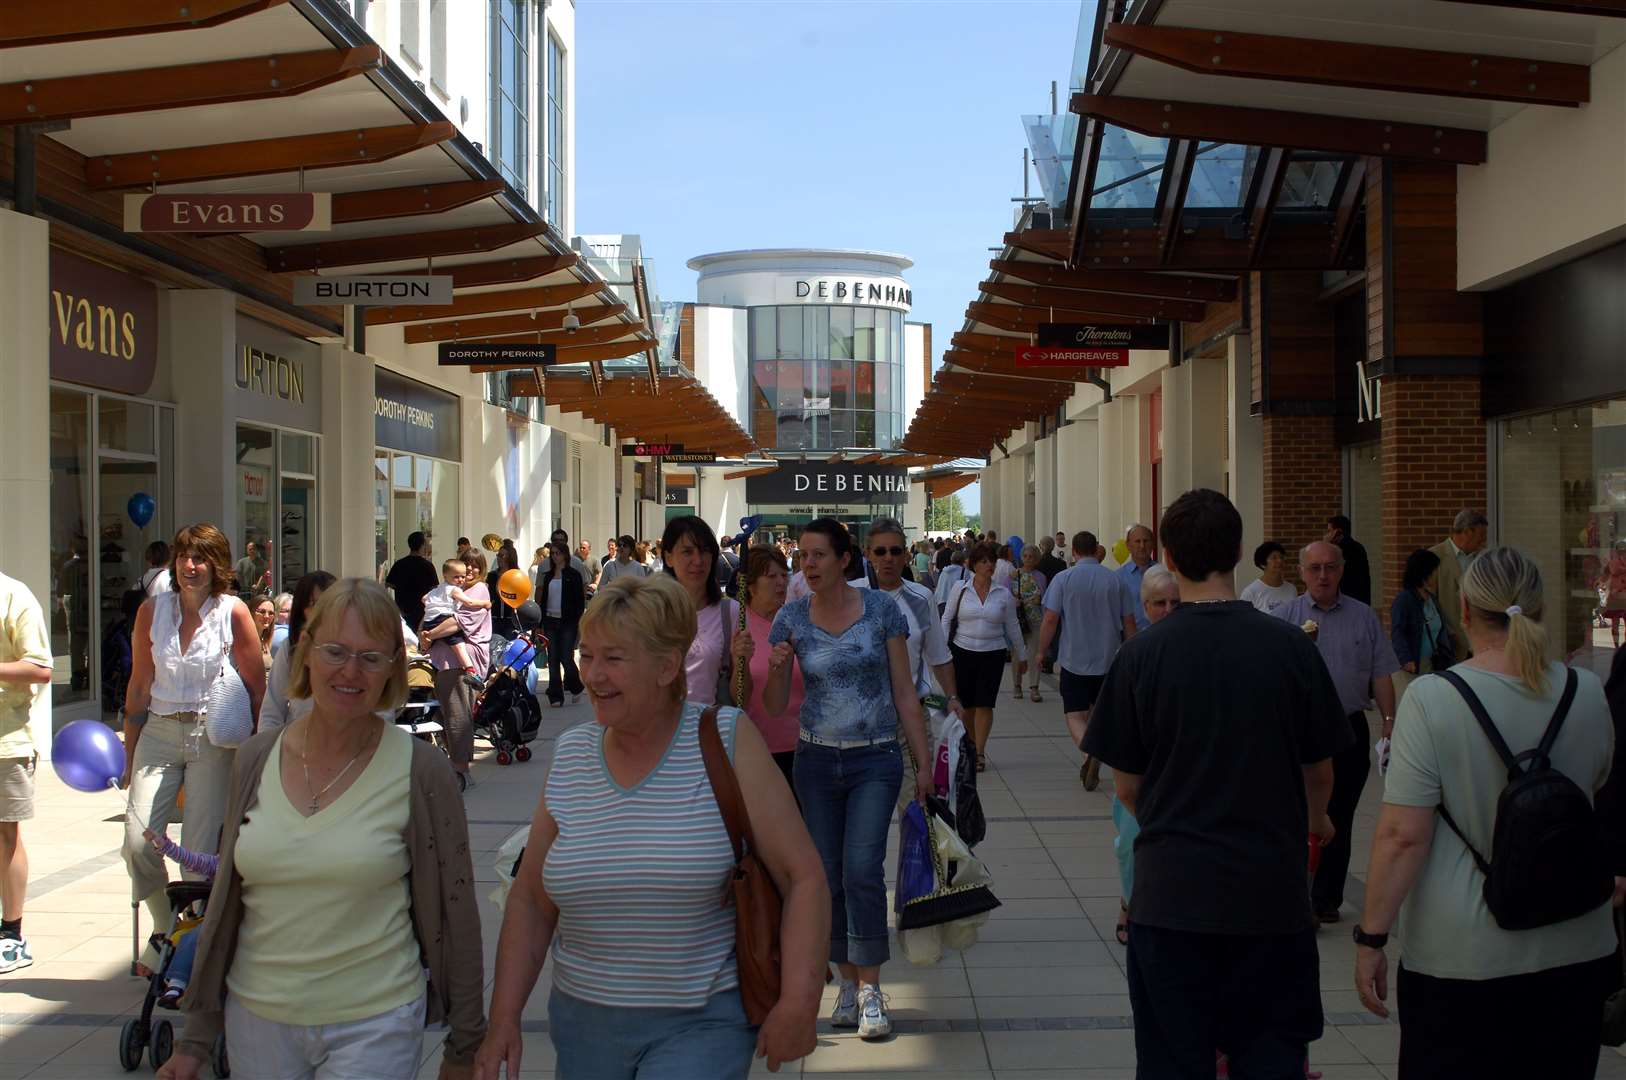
[51,719,125,793]
[127,492,156,529]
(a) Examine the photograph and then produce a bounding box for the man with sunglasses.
[866,519,966,740]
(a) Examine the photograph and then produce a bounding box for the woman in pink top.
[739,545,805,791]
[661,516,753,706]
[1601,540,1626,648]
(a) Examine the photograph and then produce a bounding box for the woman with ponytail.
[1354,546,1621,1079]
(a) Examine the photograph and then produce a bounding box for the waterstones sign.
[745,462,908,505]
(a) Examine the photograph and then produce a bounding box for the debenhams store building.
[668,249,929,540]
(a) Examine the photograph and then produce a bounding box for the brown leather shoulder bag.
[697,706,783,1026]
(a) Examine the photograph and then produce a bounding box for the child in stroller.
[471,616,546,766]
[118,831,228,1075]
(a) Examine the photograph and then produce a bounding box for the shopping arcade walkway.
[7,683,1626,1079]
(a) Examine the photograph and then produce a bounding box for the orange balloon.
[498,568,532,609]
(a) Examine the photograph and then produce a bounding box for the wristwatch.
[1352,924,1389,949]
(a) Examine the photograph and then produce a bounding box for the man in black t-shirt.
[384,530,439,632]
[1082,489,1348,1077]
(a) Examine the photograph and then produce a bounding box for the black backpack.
[1437,668,1614,931]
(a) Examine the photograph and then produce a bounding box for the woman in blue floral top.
[765,518,932,1043]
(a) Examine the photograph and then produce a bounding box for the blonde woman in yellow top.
[161,579,484,1080]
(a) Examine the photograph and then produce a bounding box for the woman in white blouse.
[941,542,1025,768]
[120,524,265,975]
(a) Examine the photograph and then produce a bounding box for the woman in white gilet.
[121,524,264,973]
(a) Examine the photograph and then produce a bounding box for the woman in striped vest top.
[475,574,829,1080]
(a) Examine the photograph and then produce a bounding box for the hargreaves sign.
[745,462,908,505]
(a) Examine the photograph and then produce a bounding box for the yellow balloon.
[1111,539,1131,565]
[481,533,502,552]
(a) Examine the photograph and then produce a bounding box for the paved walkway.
[6,683,1626,1078]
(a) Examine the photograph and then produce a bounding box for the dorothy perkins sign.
[745,462,908,505]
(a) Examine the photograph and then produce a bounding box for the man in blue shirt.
[1037,531,1137,789]
[1117,524,1163,633]
[1276,540,1399,924]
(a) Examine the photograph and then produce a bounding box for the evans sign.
[123,193,331,233]
[745,462,908,505]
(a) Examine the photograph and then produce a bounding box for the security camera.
[562,306,580,334]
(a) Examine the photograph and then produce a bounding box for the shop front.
[233,317,321,595]
[1485,240,1626,677]
[374,366,462,575]
[46,249,172,723]
[744,459,911,544]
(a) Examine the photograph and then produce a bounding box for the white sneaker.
[830,979,859,1028]
[0,937,33,974]
[857,984,892,1040]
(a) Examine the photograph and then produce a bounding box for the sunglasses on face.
[871,546,906,557]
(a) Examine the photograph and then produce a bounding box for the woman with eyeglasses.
[158,578,486,1080]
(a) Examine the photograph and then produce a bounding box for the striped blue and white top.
[543,701,741,1008]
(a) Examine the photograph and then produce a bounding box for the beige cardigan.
[177,724,486,1067]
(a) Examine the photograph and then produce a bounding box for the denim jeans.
[548,987,755,1079]
[794,738,903,967]
[542,616,583,704]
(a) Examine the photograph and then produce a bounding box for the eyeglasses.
[871,546,906,557]
[311,643,398,673]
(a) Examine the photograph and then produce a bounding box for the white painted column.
[1096,399,1124,541]
[1189,356,1229,496]
[1160,365,1192,502]
[0,211,53,747]
[1227,333,1263,585]
[319,344,377,579]
[167,290,238,546]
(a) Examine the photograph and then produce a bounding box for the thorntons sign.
[746,462,908,505]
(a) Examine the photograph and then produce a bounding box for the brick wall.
[1262,414,1342,580]
[1378,374,1487,611]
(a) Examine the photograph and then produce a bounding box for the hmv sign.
[746,462,909,505]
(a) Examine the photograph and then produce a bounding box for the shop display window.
[50,386,174,722]
[1497,399,1626,677]
[235,424,320,597]
[746,305,906,451]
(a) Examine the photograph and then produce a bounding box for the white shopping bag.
[488,826,530,909]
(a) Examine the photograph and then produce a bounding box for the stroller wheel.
[149,1018,174,1070]
[118,1017,145,1071]
[515,745,532,763]
[212,1032,230,1078]
[496,750,512,766]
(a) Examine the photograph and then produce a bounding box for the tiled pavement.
[7,683,1626,1079]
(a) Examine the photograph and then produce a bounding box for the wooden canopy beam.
[0,46,381,125]
[1,0,285,47]
[1073,93,1487,165]
[724,465,779,481]
[971,305,1139,336]
[331,179,505,225]
[267,222,546,272]
[1438,0,1626,13]
[1104,23,1590,107]
[402,303,627,344]
[1004,229,1071,262]
[989,259,1236,301]
[85,121,455,190]
[981,279,1205,322]
[1071,222,1357,270]
[366,275,592,324]
[1247,147,1291,265]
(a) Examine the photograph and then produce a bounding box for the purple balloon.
[51,719,125,794]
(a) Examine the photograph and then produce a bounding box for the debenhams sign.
[779,275,911,312]
[746,462,909,505]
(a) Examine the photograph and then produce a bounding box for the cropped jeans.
[794,738,903,968]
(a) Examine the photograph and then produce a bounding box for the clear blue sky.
[573,0,1085,514]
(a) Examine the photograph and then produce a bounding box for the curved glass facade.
[747,305,906,451]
